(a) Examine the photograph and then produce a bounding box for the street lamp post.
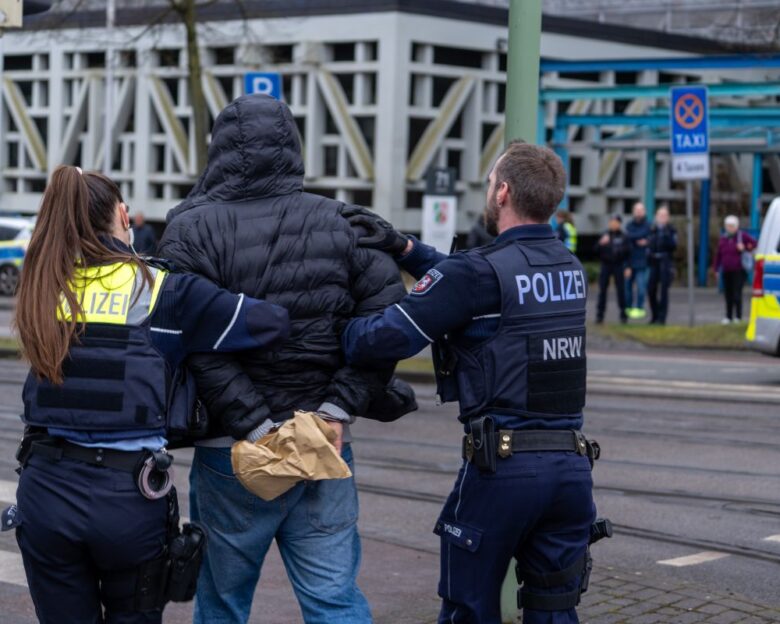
[504,0,543,146]
[500,4,544,619]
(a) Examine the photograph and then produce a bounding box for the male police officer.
[342,142,598,624]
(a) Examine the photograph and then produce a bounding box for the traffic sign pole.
[686,182,695,327]
[670,86,710,327]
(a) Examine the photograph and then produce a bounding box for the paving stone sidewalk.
[579,567,780,624]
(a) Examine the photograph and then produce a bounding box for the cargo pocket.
[434,519,483,553]
[434,518,484,601]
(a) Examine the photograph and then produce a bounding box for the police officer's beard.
[484,193,500,237]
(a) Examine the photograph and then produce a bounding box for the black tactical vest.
[23,263,173,435]
[438,239,588,426]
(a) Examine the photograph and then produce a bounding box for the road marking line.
[657,551,729,567]
[0,550,27,587]
[763,535,780,543]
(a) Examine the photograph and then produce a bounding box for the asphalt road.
[0,347,778,622]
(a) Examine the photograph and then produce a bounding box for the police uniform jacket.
[648,224,677,267]
[342,224,587,432]
[595,230,630,266]
[22,238,290,446]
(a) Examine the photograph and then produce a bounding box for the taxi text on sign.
[670,86,710,181]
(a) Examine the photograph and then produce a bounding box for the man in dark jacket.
[595,214,630,324]
[131,211,158,254]
[158,94,407,624]
[647,205,677,325]
[624,202,650,319]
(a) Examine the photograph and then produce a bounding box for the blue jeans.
[190,444,371,624]
[625,266,648,309]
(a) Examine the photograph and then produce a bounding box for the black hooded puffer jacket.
[159,95,406,439]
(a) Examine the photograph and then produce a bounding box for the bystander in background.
[555,209,578,254]
[595,214,630,324]
[132,211,158,255]
[466,214,494,249]
[625,202,650,319]
[647,205,677,325]
[713,215,756,324]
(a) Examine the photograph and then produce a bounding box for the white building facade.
[0,1,776,235]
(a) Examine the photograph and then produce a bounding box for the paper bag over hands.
[231,411,352,501]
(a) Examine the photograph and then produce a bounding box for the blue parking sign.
[244,73,283,100]
[670,86,709,180]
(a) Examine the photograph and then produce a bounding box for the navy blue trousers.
[435,451,595,624]
[648,261,673,324]
[15,455,168,624]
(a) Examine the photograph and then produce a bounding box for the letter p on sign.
[244,73,283,100]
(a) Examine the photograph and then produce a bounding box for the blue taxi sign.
[670,86,709,180]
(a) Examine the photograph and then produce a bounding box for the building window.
[86,52,105,68]
[432,76,456,107]
[212,47,235,65]
[324,146,339,176]
[156,49,179,67]
[4,55,33,71]
[352,189,373,206]
[624,160,636,188]
[330,43,355,62]
[406,190,424,209]
[268,45,294,64]
[569,157,583,187]
[432,45,484,69]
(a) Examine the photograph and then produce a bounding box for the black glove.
[361,377,418,423]
[343,206,409,256]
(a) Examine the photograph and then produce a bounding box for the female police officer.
[11,166,289,624]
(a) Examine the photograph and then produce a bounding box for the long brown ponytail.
[15,166,150,383]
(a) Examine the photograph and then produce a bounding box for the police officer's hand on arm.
[342,205,452,283]
[342,206,412,256]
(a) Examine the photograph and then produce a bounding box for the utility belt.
[15,431,207,610]
[17,435,174,501]
[462,416,600,473]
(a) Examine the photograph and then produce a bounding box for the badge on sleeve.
[411,269,443,296]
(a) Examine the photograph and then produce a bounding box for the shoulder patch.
[411,269,443,296]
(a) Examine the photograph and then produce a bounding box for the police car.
[747,197,780,355]
[0,217,33,296]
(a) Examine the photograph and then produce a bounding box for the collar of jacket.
[496,223,555,244]
[80,235,134,266]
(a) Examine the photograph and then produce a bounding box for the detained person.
[159,94,411,624]
[11,166,290,624]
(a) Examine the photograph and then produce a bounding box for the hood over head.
[168,95,304,221]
